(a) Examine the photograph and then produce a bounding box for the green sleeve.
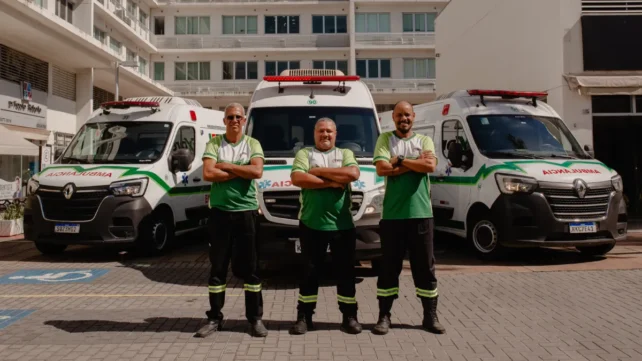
[373,133,391,164]
[341,148,358,167]
[202,138,219,160]
[291,148,310,174]
[249,137,264,160]
[421,135,438,165]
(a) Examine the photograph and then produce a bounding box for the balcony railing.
[363,79,436,94]
[167,81,259,96]
[158,0,344,3]
[355,33,435,47]
[101,0,151,42]
[154,34,350,49]
[582,0,642,14]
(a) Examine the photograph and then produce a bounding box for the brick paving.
[0,237,641,360]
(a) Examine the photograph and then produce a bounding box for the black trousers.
[376,218,438,303]
[206,208,263,322]
[297,222,358,316]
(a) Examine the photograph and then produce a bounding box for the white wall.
[47,95,77,141]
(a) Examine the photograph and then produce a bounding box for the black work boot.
[372,298,393,335]
[250,320,268,337]
[193,316,223,338]
[289,311,314,335]
[421,297,446,334]
[340,314,362,335]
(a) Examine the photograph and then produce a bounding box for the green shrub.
[0,203,24,221]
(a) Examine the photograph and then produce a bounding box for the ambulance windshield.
[247,106,378,158]
[60,122,173,164]
[466,115,590,159]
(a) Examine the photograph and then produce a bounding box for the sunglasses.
[226,115,243,121]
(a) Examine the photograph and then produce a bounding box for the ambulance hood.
[34,164,157,188]
[484,158,616,183]
[258,163,383,193]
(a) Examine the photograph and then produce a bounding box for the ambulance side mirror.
[584,144,595,158]
[447,142,464,168]
[170,148,194,173]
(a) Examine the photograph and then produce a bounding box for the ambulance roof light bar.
[263,74,360,94]
[100,101,160,115]
[467,89,548,107]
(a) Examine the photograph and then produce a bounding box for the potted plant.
[0,203,24,237]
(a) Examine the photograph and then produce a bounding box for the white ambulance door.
[167,123,199,228]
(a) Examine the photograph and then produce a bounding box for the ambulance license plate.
[293,239,330,253]
[54,223,80,234]
[569,222,596,234]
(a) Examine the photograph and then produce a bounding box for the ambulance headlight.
[495,174,538,194]
[110,178,149,197]
[365,188,385,214]
[611,175,623,193]
[27,179,39,196]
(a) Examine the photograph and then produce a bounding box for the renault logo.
[573,179,587,199]
[62,183,75,200]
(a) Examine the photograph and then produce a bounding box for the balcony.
[166,81,259,96]
[582,1,642,14]
[362,79,436,94]
[153,34,350,51]
[158,0,344,3]
[95,0,155,53]
[355,33,435,49]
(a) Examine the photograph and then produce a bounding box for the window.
[312,15,347,34]
[126,1,138,18]
[223,61,258,80]
[403,13,436,32]
[265,61,300,76]
[442,120,472,169]
[312,60,348,75]
[403,58,436,78]
[356,59,390,78]
[175,62,211,81]
[175,16,210,35]
[139,11,148,29]
[173,126,196,154]
[265,16,300,34]
[126,49,137,63]
[93,27,106,44]
[109,38,122,54]
[55,132,74,148]
[223,16,258,35]
[55,0,73,24]
[138,58,148,76]
[355,13,390,33]
[591,95,632,113]
[154,17,165,35]
[154,62,165,81]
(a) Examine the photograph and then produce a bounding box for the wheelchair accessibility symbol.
[0,310,36,330]
[0,269,110,284]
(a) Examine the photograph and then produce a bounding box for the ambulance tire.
[35,242,67,255]
[467,213,506,260]
[137,208,175,256]
[576,243,615,257]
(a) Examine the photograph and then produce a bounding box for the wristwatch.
[395,155,405,167]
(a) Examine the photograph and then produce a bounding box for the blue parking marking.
[0,310,36,330]
[0,269,110,284]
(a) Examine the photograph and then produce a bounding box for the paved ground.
[0,234,641,361]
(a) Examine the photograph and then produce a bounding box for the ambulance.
[245,69,383,263]
[24,97,226,255]
[379,89,627,259]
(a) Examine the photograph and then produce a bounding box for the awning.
[0,125,51,156]
[563,74,642,95]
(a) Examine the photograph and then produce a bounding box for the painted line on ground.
[0,293,243,298]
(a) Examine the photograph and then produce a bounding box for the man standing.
[289,117,362,335]
[195,103,267,338]
[371,101,446,335]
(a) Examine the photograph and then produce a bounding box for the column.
[348,0,356,76]
[76,69,94,132]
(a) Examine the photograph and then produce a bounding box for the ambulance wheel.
[138,209,175,255]
[35,242,67,255]
[467,214,505,260]
[576,243,615,257]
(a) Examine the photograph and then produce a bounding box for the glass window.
[154,62,164,81]
[403,58,436,78]
[312,15,346,34]
[176,16,210,35]
[356,13,390,32]
[138,58,147,76]
[265,61,300,76]
[223,62,258,80]
[403,13,436,32]
[356,59,390,78]
[312,16,323,33]
[265,15,299,34]
[223,16,257,34]
[175,63,187,81]
[591,95,632,113]
[154,17,165,35]
[173,126,196,154]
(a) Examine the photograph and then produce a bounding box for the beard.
[396,123,410,134]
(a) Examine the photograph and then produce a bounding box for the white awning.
[0,125,50,156]
[564,74,642,95]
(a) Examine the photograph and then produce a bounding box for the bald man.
[195,103,267,338]
[371,100,446,335]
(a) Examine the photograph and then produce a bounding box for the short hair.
[224,102,245,115]
[393,100,413,112]
[315,117,336,129]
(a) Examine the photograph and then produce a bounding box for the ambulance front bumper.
[24,193,152,245]
[490,189,627,247]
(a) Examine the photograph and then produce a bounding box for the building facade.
[435,0,642,225]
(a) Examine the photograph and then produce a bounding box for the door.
[167,124,200,229]
[593,116,642,221]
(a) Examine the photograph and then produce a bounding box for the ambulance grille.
[261,191,363,220]
[539,186,614,220]
[38,185,109,221]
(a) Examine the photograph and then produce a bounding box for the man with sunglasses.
[195,103,267,338]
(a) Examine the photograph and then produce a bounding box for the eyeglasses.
[226,115,243,121]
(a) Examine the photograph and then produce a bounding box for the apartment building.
[436,0,642,227]
[150,0,445,111]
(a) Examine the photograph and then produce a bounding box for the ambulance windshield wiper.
[548,153,577,159]
[482,151,544,159]
[61,156,92,164]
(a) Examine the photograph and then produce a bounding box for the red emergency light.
[189,110,197,121]
[467,89,548,107]
[263,75,360,82]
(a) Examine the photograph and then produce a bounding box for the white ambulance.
[245,69,383,263]
[380,89,627,259]
[24,97,226,255]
